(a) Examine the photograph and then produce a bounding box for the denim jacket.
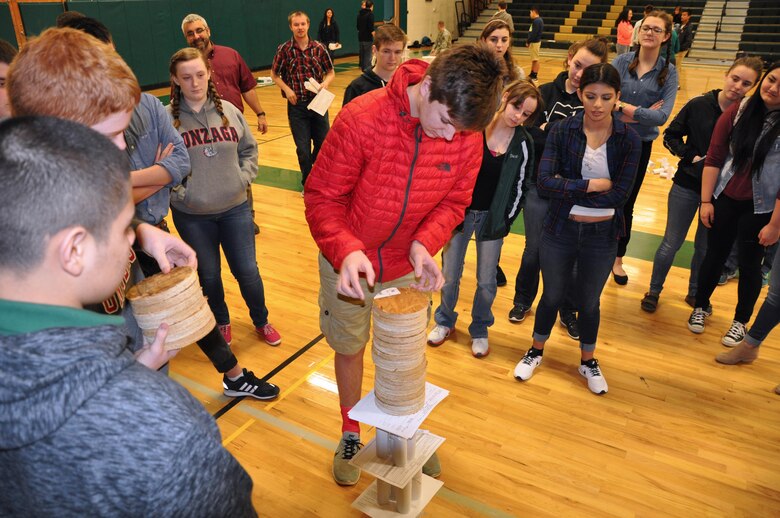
[612,52,678,142]
[127,94,190,225]
[537,112,642,239]
[713,98,780,214]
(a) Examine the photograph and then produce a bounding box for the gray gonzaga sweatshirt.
[0,325,256,517]
[167,99,258,215]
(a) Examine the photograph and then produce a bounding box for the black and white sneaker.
[223,368,280,400]
[578,358,608,394]
[508,304,530,323]
[514,347,543,381]
[560,316,580,340]
[687,308,707,334]
[721,320,747,347]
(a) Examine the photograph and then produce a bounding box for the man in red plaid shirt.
[271,10,335,190]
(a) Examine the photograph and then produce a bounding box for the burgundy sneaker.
[257,323,282,346]
[218,323,232,346]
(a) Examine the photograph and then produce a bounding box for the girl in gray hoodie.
[167,47,282,347]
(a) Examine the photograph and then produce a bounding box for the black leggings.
[135,245,238,374]
[617,140,654,258]
[694,195,771,323]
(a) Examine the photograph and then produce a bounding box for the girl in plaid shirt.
[513,64,641,394]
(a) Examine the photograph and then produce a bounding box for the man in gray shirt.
[493,2,515,33]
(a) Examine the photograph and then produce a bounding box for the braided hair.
[169,47,229,129]
[628,11,673,88]
[732,61,780,180]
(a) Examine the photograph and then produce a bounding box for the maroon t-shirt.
[705,101,753,201]
[207,45,256,113]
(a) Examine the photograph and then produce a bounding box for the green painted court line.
[252,164,694,269]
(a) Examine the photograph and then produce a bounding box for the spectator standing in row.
[640,58,762,314]
[272,10,335,190]
[182,13,269,234]
[677,9,694,86]
[615,8,634,55]
[493,2,515,34]
[527,7,543,83]
[611,11,678,284]
[430,21,452,56]
[318,8,341,61]
[343,24,407,105]
[357,1,375,72]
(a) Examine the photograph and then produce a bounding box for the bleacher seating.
[739,2,780,65]
[505,0,705,51]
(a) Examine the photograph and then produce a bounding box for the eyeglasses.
[185,27,207,38]
[640,26,665,34]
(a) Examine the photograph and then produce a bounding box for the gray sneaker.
[333,433,362,486]
[422,451,441,478]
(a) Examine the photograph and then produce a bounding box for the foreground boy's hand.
[134,323,178,370]
[409,241,444,291]
[338,250,376,300]
[135,223,197,273]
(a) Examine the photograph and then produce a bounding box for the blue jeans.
[649,183,708,297]
[434,211,503,338]
[533,219,617,351]
[747,246,780,346]
[171,202,269,327]
[359,41,373,71]
[513,186,577,317]
[287,101,330,187]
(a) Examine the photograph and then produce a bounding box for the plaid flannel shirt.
[537,112,642,239]
[272,38,333,102]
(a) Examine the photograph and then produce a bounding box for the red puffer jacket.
[305,59,483,282]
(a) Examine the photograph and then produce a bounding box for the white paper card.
[374,287,401,299]
[307,88,335,116]
[349,383,449,439]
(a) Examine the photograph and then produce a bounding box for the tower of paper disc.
[371,287,429,415]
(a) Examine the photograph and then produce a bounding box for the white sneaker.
[721,320,747,347]
[471,338,489,358]
[578,359,608,395]
[427,324,454,346]
[514,348,543,381]
[687,308,706,333]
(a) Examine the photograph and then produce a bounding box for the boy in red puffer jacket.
[304,44,505,486]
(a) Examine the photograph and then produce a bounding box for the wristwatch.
[256,111,266,117]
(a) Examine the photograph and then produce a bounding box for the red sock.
[340,405,360,435]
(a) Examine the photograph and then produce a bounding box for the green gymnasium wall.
[2,0,393,89]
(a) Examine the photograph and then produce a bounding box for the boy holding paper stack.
[271,10,335,190]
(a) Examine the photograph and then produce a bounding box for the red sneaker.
[218,323,232,346]
[257,323,281,346]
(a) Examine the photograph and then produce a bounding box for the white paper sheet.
[349,382,449,439]
[307,88,335,116]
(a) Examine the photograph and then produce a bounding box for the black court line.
[212,333,325,420]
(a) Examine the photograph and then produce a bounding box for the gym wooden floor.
[149,49,780,516]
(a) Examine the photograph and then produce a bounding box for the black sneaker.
[223,368,279,400]
[508,304,530,323]
[496,265,507,287]
[560,316,580,340]
[684,296,713,316]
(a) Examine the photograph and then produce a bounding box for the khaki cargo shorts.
[529,42,541,61]
[317,253,430,355]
